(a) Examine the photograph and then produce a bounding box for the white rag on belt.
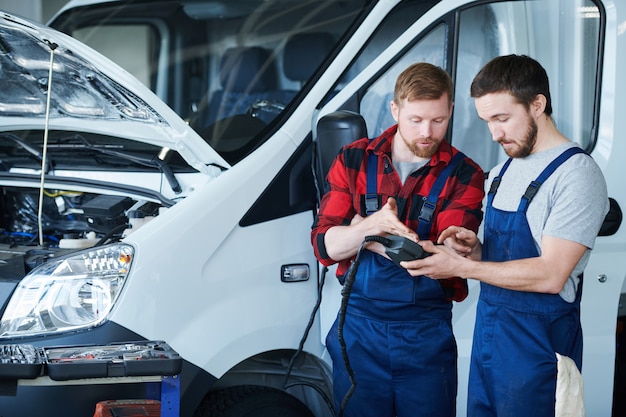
[555,353,585,417]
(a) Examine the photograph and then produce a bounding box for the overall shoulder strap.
[416,151,466,239]
[487,157,514,207]
[365,149,379,215]
[518,146,586,213]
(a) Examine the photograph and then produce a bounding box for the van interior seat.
[202,34,336,142]
[283,32,335,88]
[205,46,278,126]
[245,32,336,124]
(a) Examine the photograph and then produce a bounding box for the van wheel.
[193,385,315,417]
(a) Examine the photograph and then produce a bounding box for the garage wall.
[0,0,67,23]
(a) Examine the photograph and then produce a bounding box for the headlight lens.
[0,244,134,338]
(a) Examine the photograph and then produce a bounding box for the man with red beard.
[311,62,484,417]
[404,55,609,417]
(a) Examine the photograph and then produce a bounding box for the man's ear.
[531,94,547,116]
[390,100,399,122]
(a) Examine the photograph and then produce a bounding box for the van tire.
[193,385,315,417]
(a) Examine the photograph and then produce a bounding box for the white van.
[0,0,622,416]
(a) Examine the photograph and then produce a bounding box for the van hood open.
[0,11,229,174]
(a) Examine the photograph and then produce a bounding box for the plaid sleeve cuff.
[438,277,469,302]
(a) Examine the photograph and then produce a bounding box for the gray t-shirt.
[394,160,428,185]
[486,142,609,302]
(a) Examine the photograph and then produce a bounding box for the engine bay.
[0,186,160,278]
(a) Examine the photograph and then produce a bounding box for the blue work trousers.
[327,251,457,417]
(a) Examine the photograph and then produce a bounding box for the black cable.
[283,264,335,415]
[337,235,389,417]
[282,234,391,417]
[95,223,128,246]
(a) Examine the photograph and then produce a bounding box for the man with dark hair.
[405,55,609,416]
[311,62,484,417]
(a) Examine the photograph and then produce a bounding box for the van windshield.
[50,0,373,164]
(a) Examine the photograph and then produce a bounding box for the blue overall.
[326,153,465,417]
[468,147,585,417]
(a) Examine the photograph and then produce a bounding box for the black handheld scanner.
[363,235,431,266]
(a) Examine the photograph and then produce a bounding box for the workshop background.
[0,0,67,23]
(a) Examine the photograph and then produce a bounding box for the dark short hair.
[394,62,453,106]
[470,54,552,116]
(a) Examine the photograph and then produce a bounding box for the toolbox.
[0,344,44,380]
[0,341,181,381]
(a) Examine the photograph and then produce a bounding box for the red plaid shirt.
[311,125,484,301]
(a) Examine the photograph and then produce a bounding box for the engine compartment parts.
[0,187,159,247]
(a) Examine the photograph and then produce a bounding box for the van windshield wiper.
[57,135,182,194]
[0,132,54,172]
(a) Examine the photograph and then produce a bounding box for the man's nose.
[420,122,433,138]
[490,125,504,142]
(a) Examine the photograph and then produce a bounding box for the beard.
[500,116,538,158]
[399,131,439,159]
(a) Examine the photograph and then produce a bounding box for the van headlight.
[0,244,134,338]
